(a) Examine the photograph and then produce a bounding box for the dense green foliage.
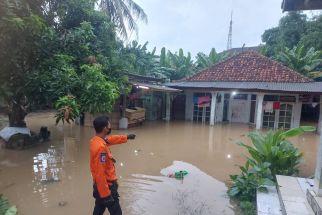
[0,0,227,126]
[277,43,322,76]
[261,12,322,77]
[261,12,314,57]
[0,0,129,125]
[195,48,228,70]
[228,127,315,214]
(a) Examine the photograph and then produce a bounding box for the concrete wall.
[293,96,302,128]
[183,90,306,128]
[215,92,224,122]
[185,90,193,121]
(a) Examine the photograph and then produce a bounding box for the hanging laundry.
[273,101,280,110]
[193,96,199,104]
[312,102,318,108]
[198,96,211,107]
[263,101,274,113]
[128,92,142,100]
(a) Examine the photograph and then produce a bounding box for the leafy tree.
[262,12,308,57]
[278,12,307,49]
[0,0,123,127]
[277,43,322,76]
[0,1,48,126]
[261,12,322,58]
[99,0,148,39]
[300,15,322,51]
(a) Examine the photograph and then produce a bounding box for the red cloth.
[198,96,211,105]
[198,96,211,108]
[273,101,280,110]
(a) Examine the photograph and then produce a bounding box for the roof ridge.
[185,51,313,83]
[253,52,314,83]
[185,51,247,81]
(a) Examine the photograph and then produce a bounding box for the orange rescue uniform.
[90,135,128,198]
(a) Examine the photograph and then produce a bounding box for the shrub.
[55,95,80,124]
[228,126,315,210]
[236,126,315,178]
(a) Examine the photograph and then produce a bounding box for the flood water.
[0,112,319,214]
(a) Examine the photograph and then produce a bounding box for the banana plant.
[277,43,322,76]
[236,126,315,177]
[196,48,229,71]
[0,195,17,215]
[228,126,315,203]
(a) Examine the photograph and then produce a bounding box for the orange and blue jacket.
[90,135,128,198]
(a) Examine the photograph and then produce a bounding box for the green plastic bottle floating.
[168,170,189,179]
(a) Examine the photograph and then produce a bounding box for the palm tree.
[277,43,322,77]
[99,0,148,39]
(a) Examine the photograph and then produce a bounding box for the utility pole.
[226,11,233,50]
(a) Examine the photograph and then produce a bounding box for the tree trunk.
[8,101,27,127]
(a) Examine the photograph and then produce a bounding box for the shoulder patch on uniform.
[100,152,107,163]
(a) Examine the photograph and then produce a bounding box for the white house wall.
[293,95,302,128]
[215,92,224,122]
[183,90,306,128]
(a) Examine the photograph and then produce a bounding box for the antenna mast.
[227,11,233,50]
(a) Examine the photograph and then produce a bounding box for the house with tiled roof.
[167,51,322,130]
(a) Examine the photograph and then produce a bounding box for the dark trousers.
[93,182,122,215]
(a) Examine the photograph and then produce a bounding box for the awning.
[166,81,322,94]
[282,0,322,11]
[131,82,181,93]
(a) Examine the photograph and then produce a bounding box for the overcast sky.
[132,0,285,56]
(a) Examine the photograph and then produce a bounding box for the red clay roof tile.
[185,51,313,83]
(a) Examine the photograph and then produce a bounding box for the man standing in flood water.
[90,116,136,215]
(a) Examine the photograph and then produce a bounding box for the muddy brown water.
[0,112,319,214]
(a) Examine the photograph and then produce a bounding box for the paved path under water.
[0,112,319,214]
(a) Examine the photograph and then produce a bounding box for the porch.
[171,90,322,131]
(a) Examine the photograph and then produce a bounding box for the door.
[193,93,211,123]
[223,94,230,121]
[172,94,186,120]
[193,104,211,123]
[263,111,276,129]
[278,103,293,129]
[231,99,249,123]
[249,95,257,123]
[262,103,293,129]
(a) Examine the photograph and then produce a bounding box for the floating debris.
[168,170,189,179]
[58,201,67,207]
[41,177,61,184]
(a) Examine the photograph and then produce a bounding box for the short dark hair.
[93,116,110,133]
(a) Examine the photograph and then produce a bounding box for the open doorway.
[301,103,319,126]
[172,94,186,120]
[300,95,320,127]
